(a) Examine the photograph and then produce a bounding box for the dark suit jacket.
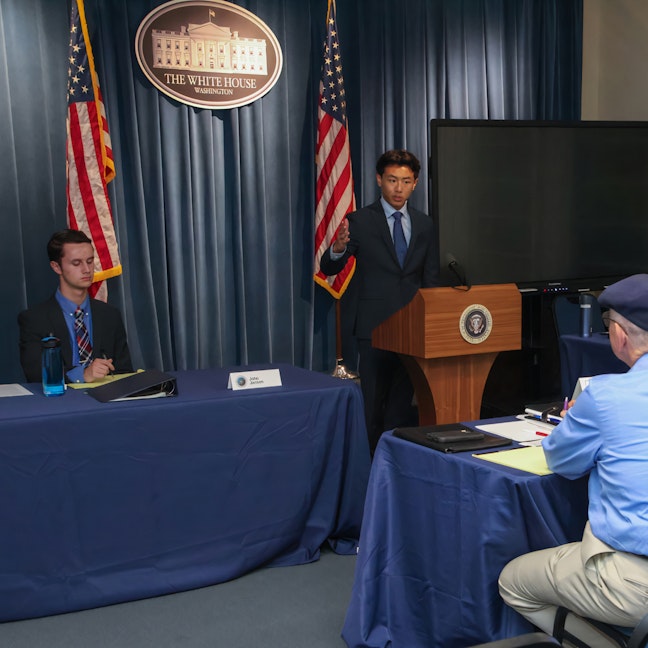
[320,200,440,339]
[18,295,133,383]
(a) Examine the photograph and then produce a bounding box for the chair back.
[553,605,648,648]
[629,611,648,648]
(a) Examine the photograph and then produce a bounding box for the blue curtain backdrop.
[0,0,582,383]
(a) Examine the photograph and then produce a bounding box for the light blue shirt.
[329,198,412,260]
[55,289,94,383]
[543,353,648,555]
[380,197,412,246]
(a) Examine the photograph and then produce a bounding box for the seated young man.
[18,229,132,383]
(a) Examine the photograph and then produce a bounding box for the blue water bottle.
[41,335,65,396]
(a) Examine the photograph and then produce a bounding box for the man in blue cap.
[499,274,648,646]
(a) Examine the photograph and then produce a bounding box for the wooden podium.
[372,284,521,425]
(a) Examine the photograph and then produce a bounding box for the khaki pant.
[498,523,648,647]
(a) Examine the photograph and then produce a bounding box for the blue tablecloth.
[559,333,627,396]
[342,427,589,648]
[0,365,370,622]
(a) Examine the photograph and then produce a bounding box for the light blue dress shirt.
[380,197,412,246]
[543,352,648,555]
[55,289,94,383]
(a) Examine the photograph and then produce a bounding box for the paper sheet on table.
[68,370,143,389]
[476,418,554,442]
[572,376,592,400]
[0,384,34,397]
[473,445,552,475]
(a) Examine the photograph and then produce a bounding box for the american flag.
[66,0,121,296]
[313,0,356,299]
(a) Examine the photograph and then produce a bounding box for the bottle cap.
[41,335,61,348]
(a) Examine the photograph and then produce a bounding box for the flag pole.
[331,301,358,379]
[313,0,358,380]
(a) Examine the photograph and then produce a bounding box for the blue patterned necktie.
[392,211,407,267]
[74,307,92,367]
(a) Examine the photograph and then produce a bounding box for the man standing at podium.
[320,149,439,452]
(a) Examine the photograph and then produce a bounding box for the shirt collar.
[380,196,409,220]
[631,353,648,371]
[55,289,90,316]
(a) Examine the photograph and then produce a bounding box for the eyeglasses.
[602,311,626,333]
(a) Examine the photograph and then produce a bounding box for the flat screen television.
[429,120,648,290]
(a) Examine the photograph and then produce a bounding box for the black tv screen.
[429,120,648,289]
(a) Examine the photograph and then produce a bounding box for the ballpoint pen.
[102,352,114,377]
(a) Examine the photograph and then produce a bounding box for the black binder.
[394,423,511,453]
[86,369,177,403]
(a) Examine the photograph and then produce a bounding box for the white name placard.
[227,369,282,391]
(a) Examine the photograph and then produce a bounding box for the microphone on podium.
[446,252,471,290]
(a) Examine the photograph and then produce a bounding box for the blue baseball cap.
[599,274,648,330]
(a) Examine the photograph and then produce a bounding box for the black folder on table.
[394,423,511,453]
[87,369,177,403]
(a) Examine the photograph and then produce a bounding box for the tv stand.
[481,283,611,417]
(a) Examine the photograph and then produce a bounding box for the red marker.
[536,431,549,437]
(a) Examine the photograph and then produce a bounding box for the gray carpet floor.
[0,547,356,648]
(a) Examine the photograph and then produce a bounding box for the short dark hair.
[376,149,421,179]
[47,229,93,264]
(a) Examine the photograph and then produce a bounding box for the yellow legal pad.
[68,370,143,390]
[472,445,552,476]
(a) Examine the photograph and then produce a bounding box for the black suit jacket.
[320,200,440,339]
[18,295,133,383]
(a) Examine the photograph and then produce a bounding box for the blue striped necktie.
[74,307,92,367]
[392,211,407,267]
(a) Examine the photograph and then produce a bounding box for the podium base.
[331,359,358,380]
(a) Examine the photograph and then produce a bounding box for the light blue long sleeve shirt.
[55,289,93,383]
[542,353,648,555]
[379,197,412,245]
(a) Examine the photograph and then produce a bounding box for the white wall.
[582,0,648,120]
